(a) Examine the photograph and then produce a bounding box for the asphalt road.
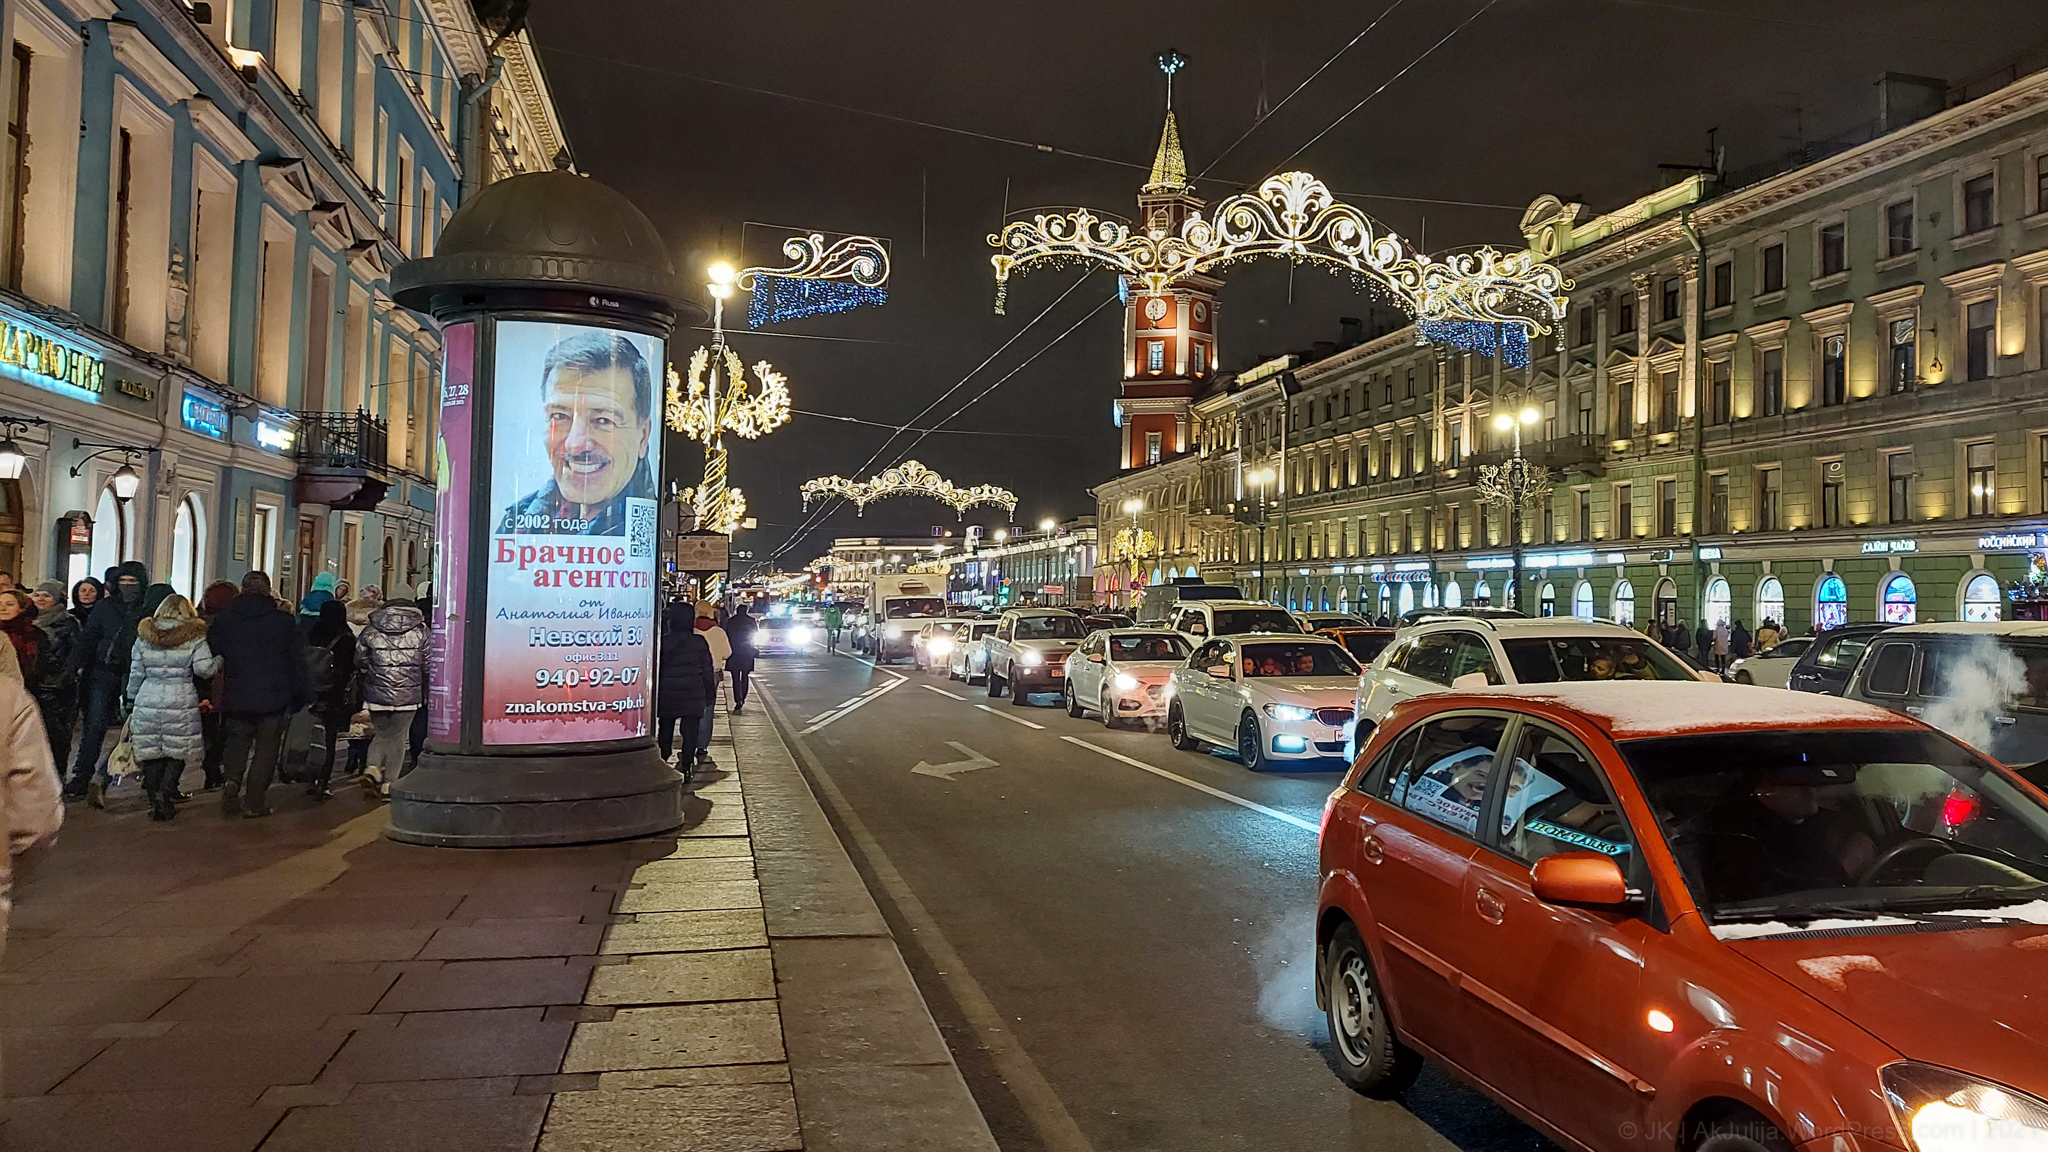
[754,644,1560,1152]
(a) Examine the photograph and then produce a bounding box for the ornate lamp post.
[666,261,792,535]
[1245,467,1275,602]
[1479,406,1548,612]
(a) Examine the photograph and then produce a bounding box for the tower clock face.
[1144,296,1169,323]
[1192,301,1209,323]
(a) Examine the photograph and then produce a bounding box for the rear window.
[1921,640,2048,712]
[1500,637,1693,682]
[1213,608,1303,635]
[1815,635,1871,670]
[1861,641,1915,696]
[969,623,998,638]
[1014,615,1086,640]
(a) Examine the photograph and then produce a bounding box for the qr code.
[626,499,656,559]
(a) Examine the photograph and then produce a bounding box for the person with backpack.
[65,561,151,805]
[656,609,716,774]
[207,571,312,818]
[297,572,338,634]
[124,594,221,821]
[354,593,428,799]
[723,603,758,714]
[304,600,358,801]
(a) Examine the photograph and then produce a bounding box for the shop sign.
[1373,569,1434,584]
[1604,553,1627,565]
[1041,585,1065,595]
[0,314,106,401]
[1528,551,1596,569]
[1860,538,1917,555]
[1698,547,1723,561]
[181,389,228,439]
[1978,532,2041,552]
[254,419,295,453]
[1466,556,1516,571]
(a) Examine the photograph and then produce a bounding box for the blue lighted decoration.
[1418,319,1529,368]
[747,275,888,327]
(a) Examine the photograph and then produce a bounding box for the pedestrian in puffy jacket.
[354,599,427,798]
[64,560,149,804]
[125,594,221,821]
[657,610,716,770]
[29,581,77,774]
[206,571,311,818]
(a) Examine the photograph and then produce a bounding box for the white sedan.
[1726,636,1814,688]
[947,619,1001,683]
[1166,634,1362,771]
[1063,629,1191,727]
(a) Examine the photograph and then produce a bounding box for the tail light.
[1941,790,1980,829]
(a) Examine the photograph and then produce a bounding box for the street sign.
[910,742,997,780]
[675,533,730,571]
[1040,585,1065,595]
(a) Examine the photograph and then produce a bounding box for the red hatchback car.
[1318,681,2048,1152]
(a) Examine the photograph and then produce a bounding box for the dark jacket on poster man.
[208,589,313,717]
[722,607,758,673]
[657,617,717,718]
[68,560,151,679]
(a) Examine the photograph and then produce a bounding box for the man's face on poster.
[544,365,648,508]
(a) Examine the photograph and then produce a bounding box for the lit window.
[1146,341,1165,373]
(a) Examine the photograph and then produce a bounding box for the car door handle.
[1475,888,1506,925]
[1995,716,2018,728]
[1361,834,1384,865]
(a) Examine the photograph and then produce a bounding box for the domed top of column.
[393,165,699,322]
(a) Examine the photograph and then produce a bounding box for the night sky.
[526,0,2048,571]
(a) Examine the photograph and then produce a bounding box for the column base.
[386,746,685,848]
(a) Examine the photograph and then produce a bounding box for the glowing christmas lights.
[1417,319,1531,368]
[800,460,1018,519]
[738,233,891,326]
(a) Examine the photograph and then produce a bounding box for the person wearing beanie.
[65,560,150,805]
[28,581,78,771]
[297,572,337,633]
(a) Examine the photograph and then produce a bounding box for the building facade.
[943,521,1097,610]
[1100,65,2048,634]
[0,0,564,603]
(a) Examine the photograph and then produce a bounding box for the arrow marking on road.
[921,684,965,700]
[1060,736,1320,832]
[973,704,1046,730]
[909,741,998,781]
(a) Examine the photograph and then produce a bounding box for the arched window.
[1653,577,1678,626]
[1573,580,1594,619]
[1755,576,1785,630]
[1397,583,1415,614]
[89,486,132,575]
[1337,586,1350,612]
[1473,580,1492,605]
[1378,583,1392,616]
[1612,579,1636,625]
[1963,572,2003,622]
[1539,582,1557,617]
[1422,581,1438,609]
[1443,579,1463,608]
[1880,573,1918,623]
[1815,573,1849,630]
[1320,585,1332,612]
[1704,577,1732,628]
[170,495,207,600]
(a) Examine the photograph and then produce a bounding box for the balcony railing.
[296,409,390,471]
[1467,433,1606,475]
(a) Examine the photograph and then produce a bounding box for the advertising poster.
[483,320,663,745]
[427,322,474,742]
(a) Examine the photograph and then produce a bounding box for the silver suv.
[1167,599,1305,643]
[1842,621,2048,769]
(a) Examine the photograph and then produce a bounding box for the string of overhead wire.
[1196,0,1407,179]
[792,410,1093,440]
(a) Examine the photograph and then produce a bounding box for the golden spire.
[1143,110,1191,194]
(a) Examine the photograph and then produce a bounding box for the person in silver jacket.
[353,600,428,799]
[124,594,222,821]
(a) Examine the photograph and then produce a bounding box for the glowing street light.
[1038,517,1057,534]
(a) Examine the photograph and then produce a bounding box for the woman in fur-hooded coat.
[124,594,222,766]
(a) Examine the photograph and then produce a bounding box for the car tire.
[1065,681,1085,718]
[1323,921,1419,1097]
[1690,1111,1793,1152]
[987,668,1004,698]
[1238,712,1268,772]
[1167,701,1199,750]
[1101,689,1120,729]
[1011,676,1032,705]
[1733,670,1753,684]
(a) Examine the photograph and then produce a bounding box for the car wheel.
[1101,689,1120,729]
[1324,921,1419,1097]
[1011,676,1032,705]
[1690,1111,1794,1152]
[1167,701,1199,750]
[1238,712,1268,772]
[1065,681,1085,717]
[986,668,1004,697]
[1733,670,1753,684]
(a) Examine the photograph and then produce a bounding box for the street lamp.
[993,528,1008,543]
[1480,406,1549,612]
[1244,467,1278,603]
[0,436,25,481]
[1038,517,1057,535]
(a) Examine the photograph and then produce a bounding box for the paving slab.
[582,949,776,1006]
[538,1082,802,1152]
[614,878,762,914]
[322,1007,574,1082]
[561,1000,785,1072]
[258,1093,552,1152]
[600,910,768,954]
[628,857,756,884]
[376,957,594,1012]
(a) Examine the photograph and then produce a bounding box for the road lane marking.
[832,648,909,682]
[910,742,997,780]
[760,685,1095,1152]
[1060,736,1320,833]
[974,704,1045,730]
[921,684,965,700]
[800,678,904,734]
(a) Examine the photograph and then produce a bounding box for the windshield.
[1213,608,1304,635]
[1500,637,1695,682]
[1334,632,1393,662]
[970,622,998,638]
[885,598,947,619]
[925,621,964,635]
[1015,615,1087,640]
[1623,729,2048,922]
[1109,634,1191,662]
[1240,642,1361,678]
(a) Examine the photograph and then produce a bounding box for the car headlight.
[1264,703,1315,723]
[1018,650,1043,666]
[884,623,903,638]
[1884,1063,2048,1152]
[1114,673,1139,691]
[929,638,953,656]
[788,626,811,644]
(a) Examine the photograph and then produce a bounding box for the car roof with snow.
[1875,621,2048,638]
[1460,681,1920,740]
[1409,617,1649,640]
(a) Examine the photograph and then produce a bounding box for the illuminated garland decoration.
[739,233,892,327]
[800,459,1018,519]
[665,347,791,440]
[1417,320,1531,368]
[748,276,888,327]
[1476,456,1553,512]
[987,171,1570,336]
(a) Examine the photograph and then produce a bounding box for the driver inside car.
[1696,771,1878,899]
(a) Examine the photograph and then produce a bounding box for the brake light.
[1941,791,1980,828]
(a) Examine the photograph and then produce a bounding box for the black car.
[1785,623,1894,695]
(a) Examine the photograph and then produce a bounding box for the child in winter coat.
[125,594,222,821]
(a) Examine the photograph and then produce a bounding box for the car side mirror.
[1451,671,1489,690]
[1695,669,1723,683]
[1088,653,1105,664]
[1206,665,1231,679]
[1531,852,1634,909]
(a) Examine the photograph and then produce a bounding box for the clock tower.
[1115,62,1218,472]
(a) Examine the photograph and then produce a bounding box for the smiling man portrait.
[497,329,657,537]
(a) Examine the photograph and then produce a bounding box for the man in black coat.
[723,604,758,714]
[656,610,717,770]
[64,559,149,801]
[207,571,311,817]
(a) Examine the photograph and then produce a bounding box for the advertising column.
[427,322,474,741]
[482,321,663,746]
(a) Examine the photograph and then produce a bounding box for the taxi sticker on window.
[1526,820,1629,857]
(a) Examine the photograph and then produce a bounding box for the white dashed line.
[1060,736,1320,832]
[801,677,905,734]
[973,704,1046,730]
[921,684,965,700]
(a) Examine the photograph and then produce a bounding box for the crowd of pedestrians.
[4,563,430,821]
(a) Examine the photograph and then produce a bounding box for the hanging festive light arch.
[800,460,1017,519]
